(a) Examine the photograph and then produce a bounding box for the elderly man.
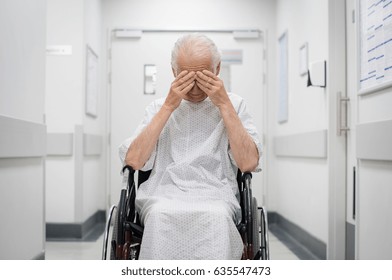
[119,33,261,259]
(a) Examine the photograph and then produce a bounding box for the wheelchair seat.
[102,165,269,260]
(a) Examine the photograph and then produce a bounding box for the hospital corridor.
[1,0,392,263]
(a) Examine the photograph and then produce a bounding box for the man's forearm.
[219,103,259,172]
[125,70,196,169]
[125,106,172,170]
[194,69,259,171]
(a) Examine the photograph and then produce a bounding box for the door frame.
[327,0,348,259]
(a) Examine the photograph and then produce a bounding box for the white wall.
[82,0,105,222]
[0,1,46,123]
[0,0,46,259]
[45,0,105,224]
[269,0,329,243]
[45,0,84,223]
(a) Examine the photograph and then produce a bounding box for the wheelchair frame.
[102,165,269,260]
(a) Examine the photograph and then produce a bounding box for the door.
[345,0,358,260]
[347,0,392,259]
[107,31,265,206]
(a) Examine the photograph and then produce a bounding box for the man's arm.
[125,105,172,170]
[196,70,259,172]
[219,102,259,172]
[125,70,196,170]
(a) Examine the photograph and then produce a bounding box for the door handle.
[337,91,350,136]
[353,166,356,220]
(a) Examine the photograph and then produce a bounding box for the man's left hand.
[196,70,230,109]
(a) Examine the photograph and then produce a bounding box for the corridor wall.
[45,0,106,239]
[267,0,330,259]
[0,0,47,259]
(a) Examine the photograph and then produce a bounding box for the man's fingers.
[196,70,218,86]
[179,71,195,81]
[180,71,195,83]
[200,70,218,80]
[176,70,189,79]
[182,81,195,94]
[195,75,213,90]
[196,71,208,82]
[173,70,189,85]
[174,71,195,88]
[196,81,209,94]
[178,74,196,92]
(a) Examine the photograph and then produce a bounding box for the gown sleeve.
[118,99,161,171]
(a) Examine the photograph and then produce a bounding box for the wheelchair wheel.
[114,188,130,259]
[109,209,119,260]
[259,206,270,260]
[102,204,117,260]
[252,197,261,259]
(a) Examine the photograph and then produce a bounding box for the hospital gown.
[119,93,262,260]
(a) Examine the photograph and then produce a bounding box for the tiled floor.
[45,230,299,260]
[268,232,299,260]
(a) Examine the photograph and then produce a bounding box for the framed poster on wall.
[299,42,308,76]
[85,45,99,117]
[358,0,392,95]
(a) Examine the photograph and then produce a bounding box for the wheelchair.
[102,165,270,260]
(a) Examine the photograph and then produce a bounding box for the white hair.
[171,33,221,73]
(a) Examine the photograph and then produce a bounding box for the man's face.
[176,52,213,103]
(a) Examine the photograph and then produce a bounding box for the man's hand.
[196,70,230,109]
[163,70,196,112]
[125,71,195,169]
[196,70,259,172]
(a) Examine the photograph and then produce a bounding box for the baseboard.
[32,251,45,260]
[346,222,355,260]
[46,210,105,241]
[267,212,326,260]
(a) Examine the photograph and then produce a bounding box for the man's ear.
[215,62,221,76]
[172,67,177,77]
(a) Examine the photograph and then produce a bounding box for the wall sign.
[86,45,99,117]
[358,0,392,95]
[278,31,288,123]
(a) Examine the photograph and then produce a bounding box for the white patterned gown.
[119,93,262,260]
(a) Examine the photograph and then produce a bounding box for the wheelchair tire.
[109,209,119,260]
[110,189,127,260]
[252,197,261,259]
[259,206,269,260]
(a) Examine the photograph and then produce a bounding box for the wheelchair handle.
[242,172,252,184]
[122,165,136,174]
[122,165,136,192]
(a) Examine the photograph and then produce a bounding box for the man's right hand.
[125,71,195,169]
[163,70,195,112]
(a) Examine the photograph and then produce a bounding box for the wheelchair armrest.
[242,172,253,222]
[122,165,136,190]
[242,172,253,188]
[120,165,148,239]
[122,165,136,176]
